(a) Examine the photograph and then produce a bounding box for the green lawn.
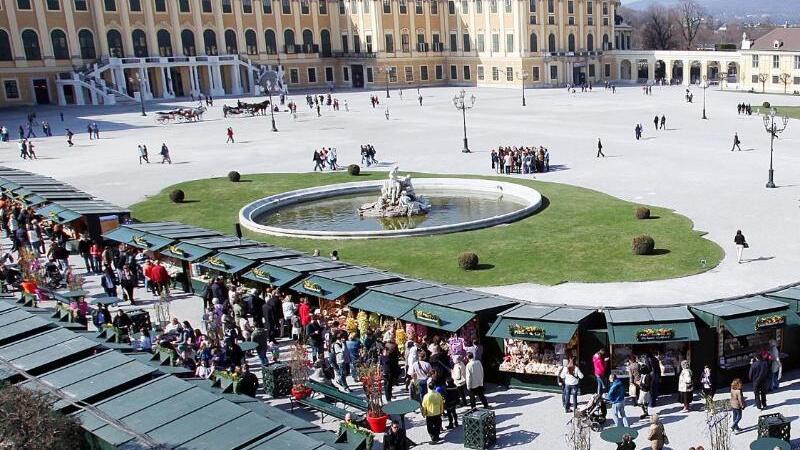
[772,106,800,121]
[130,172,723,286]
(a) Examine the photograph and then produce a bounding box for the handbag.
[743,242,749,248]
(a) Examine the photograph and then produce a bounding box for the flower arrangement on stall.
[346,313,358,335]
[395,322,407,353]
[357,310,370,336]
[288,342,312,399]
[357,361,387,432]
[755,315,786,330]
[368,312,380,330]
[635,328,675,342]
[17,248,42,294]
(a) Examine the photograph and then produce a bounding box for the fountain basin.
[239,178,543,239]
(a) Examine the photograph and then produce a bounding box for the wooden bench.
[307,380,368,411]
[296,397,364,424]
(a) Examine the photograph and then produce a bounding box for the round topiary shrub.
[632,235,655,255]
[458,252,479,270]
[348,164,361,176]
[635,207,651,220]
[169,189,185,203]
[762,101,771,109]
[228,171,241,182]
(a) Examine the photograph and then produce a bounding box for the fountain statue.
[359,167,432,218]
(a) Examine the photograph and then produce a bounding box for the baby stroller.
[577,393,608,432]
[44,261,64,290]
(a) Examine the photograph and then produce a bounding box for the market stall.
[34,199,130,239]
[182,236,260,289]
[195,250,258,286]
[691,296,800,383]
[605,306,699,392]
[487,304,599,392]
[102,226,175,255]
[765,286,800,369]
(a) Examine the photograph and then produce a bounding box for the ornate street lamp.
[378,65,392,98]
[452,89,476,153]
[701,75,708,120]
[264,79,278,132]
[517,69,528,106]
[128,72,147,116]
[762,108,789,189]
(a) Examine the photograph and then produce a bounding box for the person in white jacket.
[465,352,489,409]
[451,354,468,406]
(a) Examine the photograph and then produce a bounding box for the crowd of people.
[491,146,550,175]
[737,103,754,115]
[312,147,339,171]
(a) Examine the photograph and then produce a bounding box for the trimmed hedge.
[762,101,771,109]
[632,235,655,255]
[348,164,361,176]
[458,252,479,270]
[228,171,241,182]
[169,189,185,203]
[635,207,651,220]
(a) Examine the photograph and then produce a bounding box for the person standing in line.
[596,138,605,157]
[160,143,172,164]
[120,264,137,305]
[608,373,629,427]
[100,267,119,297]
[593,348,610,394]
[226,127,235,143]
[748,353,770,410]
[677,360,693,412]
[333,333,351,391]
[559,357,583,413]
[503,152,512,175]
[768,339,781,391]
[729,378,745,433]
[465,352,489,409]
[731,132,742,151]
[421,384,444,443]
[451,354,468,406]
[734,230,747,263]
[77,234,92,272]
[385,108,390,120]
[626,354,641,407]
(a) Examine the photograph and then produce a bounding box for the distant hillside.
[622,0,800,24]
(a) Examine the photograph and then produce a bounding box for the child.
[444,378,460,429]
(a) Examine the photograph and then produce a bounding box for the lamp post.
[701,75,708,120]
[378,65,391,98]
[263,79,278,132]
[128,72,147,116]
[762,108,789,189]
[452,89,476,153]
[517,69,528,106]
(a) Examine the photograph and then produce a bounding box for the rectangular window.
[319,0,326,13]
[388,66,396,82]
[104,0,116,11]
[128,0,140,10]
[74,0,88,10]
[772,75,779,84]
[773,55,780,69]
[602,1,607,14]
[567,0,573,13]
[462,34,471,52]
[568,16,574,25]
[794,77,800,85]
[263,0,272,13]
[752,55,759,68]
[463,65,471,80]
[492,66,499,81]
[450,65,457,79]
[384,34,394,53]
[449,33,457,52]
[405,66,413,81]
[290,68,299,83]
[503,0,511,13]
[489,0,496,12]
[325,67,334,82]
[436,65,443,79]
[491,33,499,52]
[416,33,425,51]
[751,74,758,83]
[203,0,213,12]
[282,0,291,13]
[506,66,513,81]
[243,0,253,13]
[178,0,189,13]
[588,15,593,25]
[47,0,60,10]
[301,0,309,13]
[448,0,454,14]
[550,65,557,80]
[363,0,369,12]
[795,56,800,70]
[415,0,422,14]
[399,0,407,13]
[588,64,595,77]
[4,80,19,100]
[528,0,535,12]
[154,0,165,11]
[548,15,555,24]
[308,67,317,83]
[355,34,362,53]
[477,34,485,52]
[17,0,31,9]
[420,65,429,81]
[343,67,350,81]
[401,33,408,52]
[461,0,468,13]
[603,16,608,25]
[430,0,437,13]
[532,66,540,81]
[604,63,610,77]
[339,0,345,13]
[366,67,374,82]
[341,35,348,53]
[506,33,513,52]
[587,0,592,14]
[547,0,553,13]
[383,0,390,13]
[477,65,484,80]
[222,0,232,13]
[366,35,373,53]
[475,0,481,13]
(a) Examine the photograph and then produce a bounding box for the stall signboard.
[635,328,675,342]
[414,309,442,326]
[168,245,187,258]
[303,280,323,294]
[755,314,786,331]
[252,268,273,282]
[509,324,546,339]
[206,256,229,270]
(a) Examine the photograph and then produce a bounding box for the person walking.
[596,138,605,157]
[729,378,745,433]
[137,145,150,164]
[749,353,770,409]
[421,385,445,443]
[626,354,641,407]
[660,115,666,130]
[160,143,172,164]
[593,349,610,394]
[768,339,781,391]
[26,140,37,159]
[653,115,659,131]
[226,127,235,143]
[120,264,137,305]
[100,267,119,298]
[678,360,693,412]
[312,150,323,171]
[646,414,668,450]
[18,140,28,159]
[559,358,583,413]
[731,132,742,151]
[329,147,338,171]
[638,364,652,418]
[734,230,747,263]
[608,373,629,427]
[465,352,489,409]
[701,365,714,400]
[65,128,74,147]
[333,333,351,391]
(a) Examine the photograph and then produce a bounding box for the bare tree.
[677,0,706,50]
[758,73,768,93]
[641,5,676,50]
[0,384,84,450]
[779,73,792,94]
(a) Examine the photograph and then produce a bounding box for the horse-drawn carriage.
[155,106,206,124]
[223,99,271,118]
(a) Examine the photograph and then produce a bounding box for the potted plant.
[358,362,388,433]
[17,248,39,294]
[289,342,312,399]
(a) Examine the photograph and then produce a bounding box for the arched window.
[284,29,295,52]
[132,29,148,57]
[203,29,217,55]
[602,33,609,50]
[320,29,331,56]
[107,29,124,57]
[22,29,42,60]
[157,29,172,57]
[244,29,257,55]
[50,29,69,60]
[587,34,594,52]
[181,29,196,56]
[0,30,13,61]
[224,29,237,54]
[78,29,96,59]
[265,30,277,54]
[568,33,575,52]
[529,32,537,52]
[547,33,556,53]
[302,29,314,47]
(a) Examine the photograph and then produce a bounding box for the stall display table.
[750,437,791,450]
[599,427,639,444]
[463,408,496,449]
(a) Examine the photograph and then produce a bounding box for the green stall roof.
[487,304,595,342]
[721,310,800,337]
[0,331,98,374]
[34,203,63,217]
[313,266,402,287]
[369,280,435,295]
[48,208,83,224]
[397,286,458,300]
[178,411,282,450]
[765,286,800,313]
[55,199,130,215]
[243,428,331,450]
[184,235,260,250]
[102,227,174,252]
[242,263,304,287]
[349,291,420,318]
[266,256,345,273]
[290,275,355,300]
[197,252,256,275]
[37,191,94,201]
[20,194,46,207]
[159,241,215,262]
[0,315,53,345]
[690,296,798,336]
[400,303,476,333]
[221,245,301,261]
[604,307,699,344]
[124,222,221,239]
[448,296,518,313]
[420,291,485,306]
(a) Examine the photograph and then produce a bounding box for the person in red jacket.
[298,297,311,328]
[89,241,103,274]
[149,261,170,296]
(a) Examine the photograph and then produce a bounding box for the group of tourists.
[133,143,171,164]
[360,144,378,166]
[312,147,339,171]
[737,103,754,115]
[491,146,551,175]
